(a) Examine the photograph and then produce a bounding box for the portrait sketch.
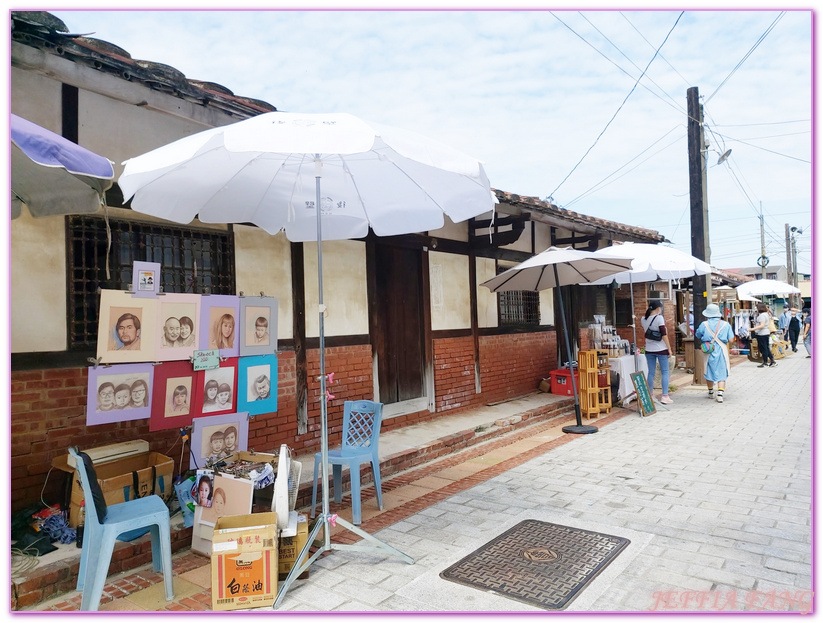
[237,354,278,417]
[190,412,249,469]
[96,290,158,364]
[156,293,200,362]
[197,473,254,527]
[131,261,161,298]
[200,362,237,415]
[149,360,198,431]
[239,297,278,356]
[199,295,239,357]
[86,363,153,426]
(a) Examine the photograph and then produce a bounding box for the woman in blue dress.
[694,303,735,403]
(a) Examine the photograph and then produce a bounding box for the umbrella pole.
[558,267,597,435]
[275,156,412,609]
[630,276,642,414]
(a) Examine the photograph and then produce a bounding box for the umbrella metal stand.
[275,158,413,609]
[557,265,598,435]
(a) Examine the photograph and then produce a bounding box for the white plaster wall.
[80,89,211,180]
[234,226,293,340]
[476,257,498,329]
[429,215,468,243]
[304,240,368,338]
[10,211,67,352]
[430,251,470,331]
[534,222,552,253]
[10,68,62,131]
[540,289,555,326]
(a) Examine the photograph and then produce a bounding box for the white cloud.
[44,8,813,272]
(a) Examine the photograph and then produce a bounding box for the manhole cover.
[439,519,630,610]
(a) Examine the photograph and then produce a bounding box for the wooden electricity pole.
[687,87,711,384]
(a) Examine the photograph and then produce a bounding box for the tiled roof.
[11,11,276,119]
[494,189,666,244]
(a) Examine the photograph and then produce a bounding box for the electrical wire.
[577,12,686,114]
[705,11,786,103]
[548,11,685,199]
[620,10,693,89]
[550,12,687,118]
[564,126,683,208]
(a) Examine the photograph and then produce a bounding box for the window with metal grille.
[496,265,540,326]
[67,215,235,349]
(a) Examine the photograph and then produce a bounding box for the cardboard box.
[211,512,279,611]
[63,451,174,527]
[278,514,310,580]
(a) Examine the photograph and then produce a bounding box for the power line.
[620,11,693,88]
[548,11,684,199]
[705,11,786,103]
[714,119,810,127]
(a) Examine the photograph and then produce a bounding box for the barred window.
[496,265,540,326]
[67,215,235,349]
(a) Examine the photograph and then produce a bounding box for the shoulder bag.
[644,316,663,341]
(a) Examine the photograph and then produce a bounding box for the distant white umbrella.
[585,242,713,351]
[482,246,633,435]
[587,242,712,285]
[736,279,801,298]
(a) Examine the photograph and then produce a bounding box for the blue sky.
[45,6,813,274]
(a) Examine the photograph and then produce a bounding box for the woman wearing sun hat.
[694,303,735,403]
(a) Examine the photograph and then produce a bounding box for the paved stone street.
[277,352,812,614]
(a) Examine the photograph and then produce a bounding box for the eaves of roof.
[11,11,276,119]
[494,189,667,244]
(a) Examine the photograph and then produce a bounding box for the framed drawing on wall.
[96,290,159,364]
[196,358,238,416]
[87,363,153,426]
[156,293,201,362]
[199,294,240,358]
[190,411,249,468]
[237,354,278,416]
[239,296,278,356]
[150,360,199,431]
[131,261,161,298]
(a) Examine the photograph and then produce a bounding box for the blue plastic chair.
[311,400,384,525]
[68,447,174,611]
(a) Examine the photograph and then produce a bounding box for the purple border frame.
[86,363,153,426]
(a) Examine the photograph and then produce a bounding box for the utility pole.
[687,86,711,384]
[759,203,767,279]
[785,223,793,287]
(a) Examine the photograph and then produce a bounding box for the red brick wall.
[479,332,557,404]
[10,334,560,512]
[433,337,480,413]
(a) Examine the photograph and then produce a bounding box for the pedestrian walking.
[752,302,777,368]
[801,307,812,358]
[694,303,734,402]
[640,300,674,404]
[788,308,802,352]
[778,304,792,340]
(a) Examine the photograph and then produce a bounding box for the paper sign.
[193,349,220,371]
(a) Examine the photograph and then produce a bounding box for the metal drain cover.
[440,519,630,610]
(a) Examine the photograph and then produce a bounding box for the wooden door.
[372,244,425,404]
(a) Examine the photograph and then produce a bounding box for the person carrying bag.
[694,303,735,403]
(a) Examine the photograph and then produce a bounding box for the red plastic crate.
[549,369,580,396]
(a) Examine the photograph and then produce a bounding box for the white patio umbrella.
[118,111,495,607]
[586,242,713,351]
[736,279,801,298]
[481,246,634,435]
[11,113,114,218]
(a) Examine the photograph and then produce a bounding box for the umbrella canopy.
[715,285,760,302]
[11,113,114,219]
[119,111,494,241]
[119,110,494,602]
[586,242,712,285]
[481,246,633,435]
[736,279,801,298]
[481,246,634,292]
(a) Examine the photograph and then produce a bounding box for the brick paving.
[20,352,813,613]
